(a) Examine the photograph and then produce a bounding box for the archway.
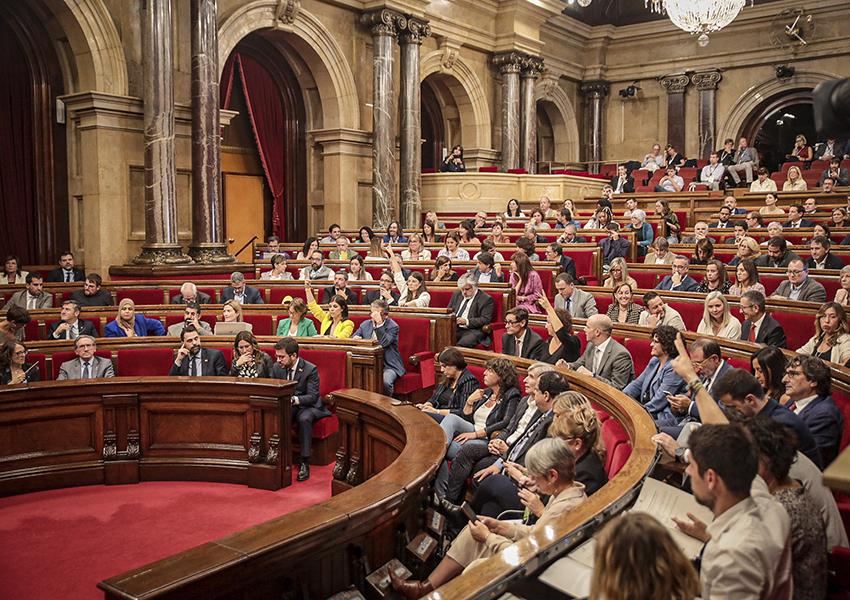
[536,101,556,167]
[221,33,308,244]
[421,82,445,170]
[740,91,815,173]
[534,78,580,164]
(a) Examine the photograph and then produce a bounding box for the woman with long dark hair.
[510,253,544,314]
[751,346,787,404]
[440,145,466,172]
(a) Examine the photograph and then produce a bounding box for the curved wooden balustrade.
[423,349,658,600]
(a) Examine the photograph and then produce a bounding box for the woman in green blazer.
[276,297,318,337]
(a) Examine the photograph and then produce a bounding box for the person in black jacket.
[417,348,481,422]
[450,275,495,348]
[501,307,546,360]
[440,145,466,172]
[168,325,228,376]
[322,271,358,304]
[609,164,634,194]
[48,300,97,340]
[739,290,787,348]
[45,251,85,283]
[806,236,845,270]
[271,337,330,481]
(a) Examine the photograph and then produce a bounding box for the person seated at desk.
[449,275,495,348]
[537,295,581,364]
[653,166,683,193]
[623,325,687,428]
[655,256,700,292]
[45,251,85,283]
[383,220,408,244]
[638,292,686,331]
[328,236,357,261]
[305,280,354,338]
[271,337,330,481]
[797,302,850,367]
[544,243,576,280]
[0,340,40,385]
[363,271,400,305]
[57,335,114,380]
[167,300,212,337]
[783,204,815,228]
[770,259,826,303]
[469,252,504,284]
[352,298,405,396]
[221,271,264,304]
[3,272,52,311]
[104,298,166,337]
[750,167,778,193]
[169,324,227,376]
[645,237,675,265]
[260,236,280,259]
[598,225,630,268]
[260,253,293,280]
[401,233,432,261]
[416,348,484,421]
[321,270,357,305]
[69,273,113,307]
[48,300,96,341]
[807,236,845,270]
[697,291,742,340]
[606,283,644,326]
[755,236,800,268]
[171,281,211,305]
[214,300,253,335]
[819,158,850,187]
[552,273,597,318]
[602,258,637,289]
[0,254,27,285]
[319,224,342,245]
[389,256,430,308]
[276,297,318,337]
[230,331,274,378]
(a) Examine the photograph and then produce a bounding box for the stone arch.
[36,0,128,94]
[218,1,360,130]
[718,71,834,145]
[535,76,580,163]
[420,50,492,150]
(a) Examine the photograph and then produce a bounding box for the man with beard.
[169,325,227,376]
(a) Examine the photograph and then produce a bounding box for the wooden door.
[223,174,265,259]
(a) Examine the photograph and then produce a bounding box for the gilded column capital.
[520,56,544,79]
[659,73,690,94]
[580,80,610,97]
[398,15,430,45]
[360,9,403,37]
[690,70,723,91]
[492,52,524,75]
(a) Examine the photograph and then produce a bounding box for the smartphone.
[460,502,477,522]
[390,399,413,406]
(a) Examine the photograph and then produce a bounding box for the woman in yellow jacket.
[304,279,354,338]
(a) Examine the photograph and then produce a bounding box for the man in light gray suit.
[727,136,758,185]
[553,273,598,319]
[567,314,634,389]
[770,259,827,303]
[3,273,53,311]
[57,335,115,380]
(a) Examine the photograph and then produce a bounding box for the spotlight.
[775,65,796,80]
[618,84,640,98]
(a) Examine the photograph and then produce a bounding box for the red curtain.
[0,21,37,262]
[221,52,285,238]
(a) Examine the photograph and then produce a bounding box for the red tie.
[748,324,756,342]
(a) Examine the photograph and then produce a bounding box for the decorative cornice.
[691,70,723,91]
[493,51,543,76]
[521,56,544,78]
[580,80,610,96]
[659,73,690,94]
[398,15,431,44]
[360,9,404,37]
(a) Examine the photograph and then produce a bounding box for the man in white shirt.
[749,167,777,192]
[567,314,634,389]
[638,291,686,331]
[610,164,634,194]
[166,301,213,337]
[3,273,53,311]
[692,151,725,191]
[641,143,666,172]
[320,224,342,244]
[654,166,684,193]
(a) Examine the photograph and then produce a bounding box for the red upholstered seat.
[592,292,613,314]
[50,350,113,379]
[758,274,783,295]
[601,417,631,476]
[467,364,486,385]
[630,270,659,290]
[608,442,632,477]
[116,288,167,305]
[269,287,307,304]
[507,168,528,174]
[832,387,850,450]
[27,352,47,381]
[535,269,554,294]
[726,357,750,371]
[116,348,174,376]
[23,320,40,342]
[666,301,703,331]
[243,314,274,335]
[164,314,217,331]
[311,413,338,439]
[478,166,498,173]
[390,316,436,395]
[624,338,651,373]
[300,348,347,398]
[631,169,649,185]
[769,310,811,349]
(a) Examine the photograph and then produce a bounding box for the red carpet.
[0,465,334,600]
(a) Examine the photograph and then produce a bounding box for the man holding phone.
[168,325,227,376]
[166,301,212,337]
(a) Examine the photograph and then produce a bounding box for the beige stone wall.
[36,0,849,275]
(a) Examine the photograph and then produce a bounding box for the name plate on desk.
[406,532,438,562]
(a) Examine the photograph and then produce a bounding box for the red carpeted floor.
[0,465,334,600]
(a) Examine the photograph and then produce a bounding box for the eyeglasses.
[14,350,27,356]
[786,269,804,275]
[504,319,519,325]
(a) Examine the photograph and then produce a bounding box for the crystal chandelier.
[645,0,750,46]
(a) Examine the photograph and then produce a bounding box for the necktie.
[457,298,470,318]
[588,346,598,374]
[787,401,797,412]
[748,324,756,342]
[82,361,91,379]
[507,414,545,463]
[515,335,524,358]
[189,355,198,376]
[69,324,78,340]
[565,297,572,314]
[65,270,71,283]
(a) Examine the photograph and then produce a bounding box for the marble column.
[134,0,191,264]
[398,17,430,230]
[188,0,233,263]
[659,74,690,156]
[580,80,609,174]
[362,9,402,230]
[691,70,723,160]
[493,53,523,171]
[520,57,543,173]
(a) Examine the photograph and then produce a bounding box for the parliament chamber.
[2,0,850,598]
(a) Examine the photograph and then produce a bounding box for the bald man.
[567,314,634,389]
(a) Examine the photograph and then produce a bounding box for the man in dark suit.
[545,243,577,280]
[655,256,700,292]
[709,205,733,229]
[806,236,845,270]
[171,282,212,305]
[168,325,228,376]
[450,275,495,348]
[739,290,786,348]
[48,300,97,340]
[45,251,85,283]
[363,271,400,306]
[271,337,330,481]
[610,164,634,194]
[221,271,264,304]
[783,204,815,229]
[754,237,801,269]
[322,271,358,304]
[69,273,113,307]
[501,307,545,360]
[352,299,405,396]
[818,158,850,187]
[784,356,845,465]
[469,253,504,284]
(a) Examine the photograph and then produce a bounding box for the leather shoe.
[297,462,310,482]
[434,496,466,524]
[389,570,433,599]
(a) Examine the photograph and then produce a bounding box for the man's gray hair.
[457,273,477,289]
[230,271,245,283]
[180,282,197,295]
[75,334,97,348]
[371,298,389,314]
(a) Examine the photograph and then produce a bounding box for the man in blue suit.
[623,325,688,428]
[352,298,405,396]
[655,256,700,292]
[784,355,844,466]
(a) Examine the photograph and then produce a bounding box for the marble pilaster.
[493,53,523,171]
[362,9,403,230]
[398,17,430,230]
[659,74,690,157]
[189,0,233,263]
[691,70,723,160]
[134,0,191,265]
[580,80,609,174]
[519,56,543,174]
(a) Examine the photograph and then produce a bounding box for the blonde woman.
[797,302,850,365]
[549,396,608,495]
[696,291,742,339]
[783,165,808,192]
[835,265,850,307]
[590,513,699,600]
[787,133,813,163]
[214,300,252,334]
[602,257,638,289]
[730,236,761,266]
[759,192,785,216]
